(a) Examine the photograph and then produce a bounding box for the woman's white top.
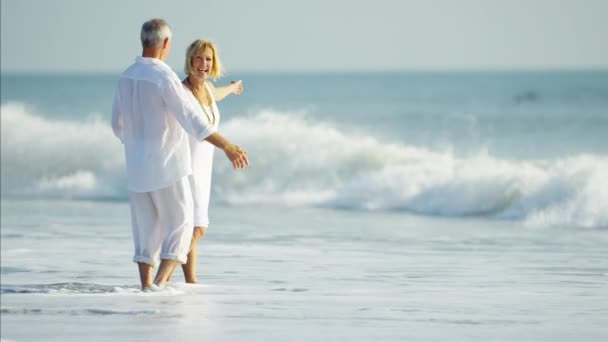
[184,82,220,226]
[185,82,220,175]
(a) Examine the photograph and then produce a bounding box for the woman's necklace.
[185,77,216,125]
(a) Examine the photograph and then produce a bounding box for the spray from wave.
[1,103,125,199]
[2,103,606,228]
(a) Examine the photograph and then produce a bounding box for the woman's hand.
[223,143,249,169]
[230,80,243,95]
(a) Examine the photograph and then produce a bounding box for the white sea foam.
[2,103,606,228]
[1,306,165,316]
[217,110,608,229]
[1,102,124,199]
[0,282,196,296]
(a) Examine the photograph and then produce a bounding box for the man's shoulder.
[154,64,182,86]
[121,61,166,78]
[120,62,179,87]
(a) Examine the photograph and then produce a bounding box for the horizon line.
[2,66,608,75]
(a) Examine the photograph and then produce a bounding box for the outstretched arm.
[163,79,249,169]
[208,80,243,102]
[163,79,217,141]
[205,132,249,169]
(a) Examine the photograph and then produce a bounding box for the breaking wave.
[2,103,606,228]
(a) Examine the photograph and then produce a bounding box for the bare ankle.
[185,277,198,284]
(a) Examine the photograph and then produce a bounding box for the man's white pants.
[128,176,194,267]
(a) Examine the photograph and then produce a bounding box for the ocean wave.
[2,102,607,229]
[0,282,213,299]
[1,307,165,316]
[0,282,140,294]
[1,102,125,200]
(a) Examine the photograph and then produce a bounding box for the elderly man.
[111,18,248,290]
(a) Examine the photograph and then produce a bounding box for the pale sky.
[1,0,607,72]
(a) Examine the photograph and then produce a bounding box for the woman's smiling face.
[191,47,214,79]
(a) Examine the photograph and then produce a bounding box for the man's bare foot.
[142,284,163,292]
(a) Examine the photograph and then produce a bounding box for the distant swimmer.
[514,90,539,104]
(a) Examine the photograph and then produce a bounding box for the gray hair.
[140,19,172,48]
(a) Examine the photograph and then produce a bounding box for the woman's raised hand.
[231,80,243,95]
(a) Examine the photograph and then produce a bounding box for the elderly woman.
[171,39,244,283]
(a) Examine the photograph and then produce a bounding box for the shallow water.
[2,199,607,341]
[2,70,607,340]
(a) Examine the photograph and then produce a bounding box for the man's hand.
[223,143,249,169]
[204,132,248,169]
[230,80,243,95]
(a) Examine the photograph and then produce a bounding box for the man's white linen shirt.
[111,56,216,192]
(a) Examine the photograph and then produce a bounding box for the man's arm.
[205,132,249,169]
[163,79,217,141]
[111,88,124,143]
[162,79,249,169]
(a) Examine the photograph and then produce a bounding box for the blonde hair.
[184,39,223,80]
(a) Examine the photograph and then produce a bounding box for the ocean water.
[1,71,608,341]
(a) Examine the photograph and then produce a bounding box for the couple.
[111,18,248,290]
